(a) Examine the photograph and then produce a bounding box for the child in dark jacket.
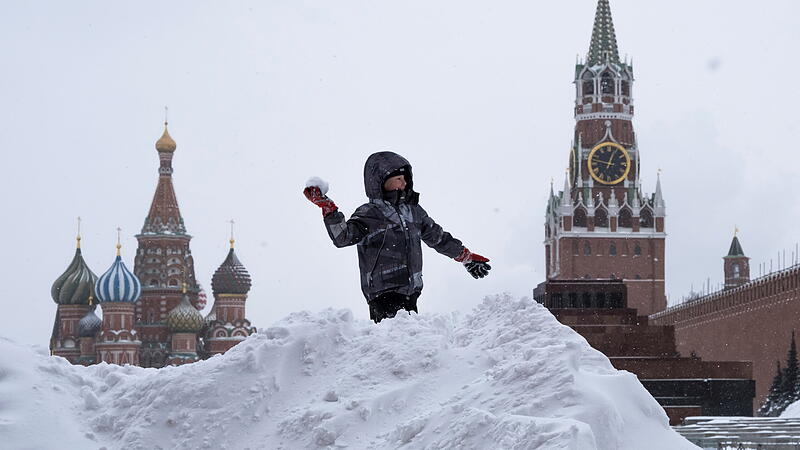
[304,151,490,323]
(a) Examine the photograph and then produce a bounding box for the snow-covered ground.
[0,295,695,449]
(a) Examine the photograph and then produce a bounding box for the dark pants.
[369,291,420,323]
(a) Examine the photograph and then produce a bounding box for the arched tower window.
[621,80,631,97]
[640,208,654,228]
[733,263,740,278]
[573,207,587,228]
[582,71,594,96]
[595,207,609,228]
[601,71,614,95]
[618,208,633,228]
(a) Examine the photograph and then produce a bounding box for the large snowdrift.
[1,295,694,449]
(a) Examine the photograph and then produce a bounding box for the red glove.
[455,248,489,263]
[303,186,338,217]
[455,248,491,279]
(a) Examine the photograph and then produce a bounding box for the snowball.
[305,177,329,196]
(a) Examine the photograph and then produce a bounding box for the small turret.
[724,230,750,290]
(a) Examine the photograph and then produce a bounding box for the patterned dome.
[78,305,102,338]
[211,248,251,295]
[95,252,142,303]
[51,247,98,305]
[167,293,204,332]
[195,285,207,311]
[155,124,177,153]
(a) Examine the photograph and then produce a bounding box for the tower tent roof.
[587,0,621,66]
[726,236,746,258]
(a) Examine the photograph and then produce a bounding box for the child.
[303,151,490,323]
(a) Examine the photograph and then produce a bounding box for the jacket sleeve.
[417,206,465,259]
[323,204,372,248]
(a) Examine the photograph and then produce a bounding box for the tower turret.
[94,234,142,365]
[724,231,750,289]
[134,120,199,368]
[50,229,97,363]
[166,284,203,365]
[544,0,666,315]
[204,233,256,356]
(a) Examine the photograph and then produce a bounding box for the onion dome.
[155,123,177,153]
[204,303,217,326]
[95,242,142,303]
[78,303,102,338]
[51,238,98,305]
[167,291,204,333]
[211,240,252,295]
[195,285,207,311]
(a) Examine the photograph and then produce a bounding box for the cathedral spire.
[587,0,621,65]
[142,120,186,235]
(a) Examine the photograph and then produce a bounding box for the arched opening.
[601,71,614,94]
[618,207,633,228]
[733,263,740,278]
[573,207,587,227]
[149,279,159,287]
[594,207,609,228]
[621,80,631,97]
[634,243,642,256]
[640,208,654,228]
[609,242,617,256]
[583,242,592,256]
[582,71,594,96]
[168,279,179,287]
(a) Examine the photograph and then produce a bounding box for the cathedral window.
[149,279,159,286]
[601,71,614,94]
[609,243,617,256]
[584,242,591,255]
[582,71,594,96]
[169,279,179,287]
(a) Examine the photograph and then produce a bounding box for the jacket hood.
[363,151,414,199]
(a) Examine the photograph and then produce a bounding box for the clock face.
[569,146,578,183]
[587,141,631,185]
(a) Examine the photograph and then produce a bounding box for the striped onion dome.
[166,293,204,332]
[78,305,102,338]
[95,253,142,303]
[195,285,207,311]
[51,246,98,305]
[211,248,251,295]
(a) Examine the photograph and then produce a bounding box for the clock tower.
[544,0,666,315]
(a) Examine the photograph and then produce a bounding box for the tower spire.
[229,219,236,249]
[76,216,82,249]
[587,0,621,65]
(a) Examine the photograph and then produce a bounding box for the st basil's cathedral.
[48,123,256,367]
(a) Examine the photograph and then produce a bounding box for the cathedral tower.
[50,233,97,363]
[94,238,142,365]
[544,0,666,315]
[134,122,200,367]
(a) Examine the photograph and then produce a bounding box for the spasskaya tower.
[544,0,666,315]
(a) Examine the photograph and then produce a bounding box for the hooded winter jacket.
[323,151,465,302]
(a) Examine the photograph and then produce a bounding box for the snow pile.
[781,401,800,417]
[0,295,694,449]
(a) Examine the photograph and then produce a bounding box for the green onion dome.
[51,242,98,305]
[166,292,204,333]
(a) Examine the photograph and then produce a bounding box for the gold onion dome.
[155,123,177,153]
[51,242,98,305]
[166,292,204,333]
[211,245,252,295]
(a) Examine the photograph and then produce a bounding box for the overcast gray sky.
[3,1,800,346]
